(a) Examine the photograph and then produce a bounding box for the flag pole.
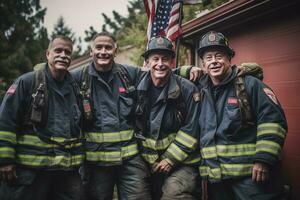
[175,0,184,68]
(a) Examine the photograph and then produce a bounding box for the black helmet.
[142,36,175,59]
[197,31,235,58]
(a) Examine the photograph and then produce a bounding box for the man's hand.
[189,67,204,82]
[0,164,17,182]
[252,162,269,182]
[152,159,173,173]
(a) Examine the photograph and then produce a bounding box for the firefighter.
[135,36,201,199]
[0,36,85,200]
[197,31,288,199]
[71,32,152,200]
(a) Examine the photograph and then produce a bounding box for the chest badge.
[119,87,126,93]
[227,97,238,105]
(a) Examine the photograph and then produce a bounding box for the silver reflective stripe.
[201,144,256,159]
[16,154,84,167]
[0,131,16,144]
[175,130,197,150]
[142,134,176,150]
[86,143,138,162]
[86,130,134,143]
[0,147,15,158]
[257,123,286,138]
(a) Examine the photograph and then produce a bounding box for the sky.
[40,0,130,46]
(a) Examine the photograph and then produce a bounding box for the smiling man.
[72,32,152,200]
[197,31,288,200]
[0,35,85,200]
[134,36,201,199]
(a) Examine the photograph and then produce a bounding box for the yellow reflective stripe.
[201,144,256,159]
[175,130,197,150]
[142,134,176,150]
[142,153,159,164]
[201,146,217,159]
[86,143,138,162]
[0,147,15,158]
[221,164,253,176]
[166,143,188,161]
[179,65,190,78]
[16,154,84,167]
[87,151,121,162]
[257,123,286,138]
[86,130,134,143]
[199,164,253,179]
[122,144,138,157]
[0,131,16,144]
[183,155,201,164]
[256,140,281,156]
[199,166,221,179]
[17,135,82,148]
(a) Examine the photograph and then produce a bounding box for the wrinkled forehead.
[49,38,73,51]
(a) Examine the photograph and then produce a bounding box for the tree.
[51,16,82,58]
[51,16,76,41]
[0,0,48,88]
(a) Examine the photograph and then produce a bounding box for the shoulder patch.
[263,88,278,105]
[193,92,201,102]
[6,84,17,95]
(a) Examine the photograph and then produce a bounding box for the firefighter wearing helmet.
[135,36,202,199]
[196,31,288,200]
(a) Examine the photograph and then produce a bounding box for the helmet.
[142,36,175,59]
[197,31,235,58]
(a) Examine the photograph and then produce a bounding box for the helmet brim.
[142,49,175,59]
[197,45,235,58]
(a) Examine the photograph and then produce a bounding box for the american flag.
[143,0,203,42]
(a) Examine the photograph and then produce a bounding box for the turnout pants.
[0,167,84,200]
[151,165,201,200]
[82,155,151,200]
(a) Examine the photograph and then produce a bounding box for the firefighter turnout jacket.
[198,67,287,182]
[135,72,201,166]
[0,64,84,169]
[71,62,141,166]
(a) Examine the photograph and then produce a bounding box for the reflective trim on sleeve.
[257,123,286,138]
[16,154,84,168]
[165,143,188,162]
[86,143,138,162]
[0,147,15,158]
[256,140,282,156]
[86,130,134,143]
[0,131,16,144]
[175,130,197,150]
[142,153,159,165]
[183,154,201,165]
[142,134,176,151]
[201,144,256,159]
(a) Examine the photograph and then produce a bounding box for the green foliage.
[0,0,48,89]
[51,16,75,41]
[51,16,83,59]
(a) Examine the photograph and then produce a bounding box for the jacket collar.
[137,71,180,102]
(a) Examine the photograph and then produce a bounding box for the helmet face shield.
[142,36,175,59]
[197,31,235,58]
